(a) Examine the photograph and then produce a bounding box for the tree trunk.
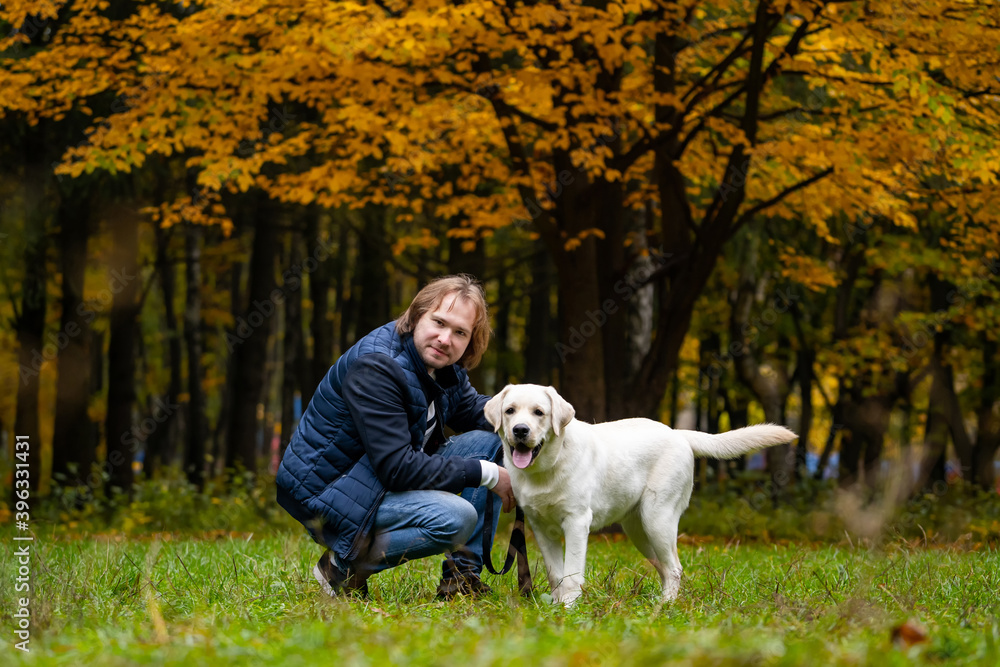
[14,222,47,494]
[355,209,392,335]
[840,387,892,490]
[974,338,1000,491]
[524,247,554,385]
[626,207,655,382]
[815,397,843,481]
[184,223,207,488]
[51,187,95,489]
[838,426,862,487]
[919,278,974,486]
[226,204,279,474]
[212,261,243,477]
[336,220,356,353]
[104,206,141,498]
[306,209,333,403]
[792,306,814,481]
[146,222,182,476]
[920,338,974,486]
[493,264,513,392]
[729,234,791,484]
[555,245,607,422]
[280,226,306,459]
[922,357,951,489]
[547,159,613,422]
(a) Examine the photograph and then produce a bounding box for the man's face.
[412,292,477,371]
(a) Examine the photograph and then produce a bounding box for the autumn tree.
[5,0,999,491]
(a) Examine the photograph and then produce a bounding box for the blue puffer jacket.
[276,322,490,562]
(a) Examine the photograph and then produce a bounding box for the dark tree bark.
[184,223,207,488]
[815,397,843,481]
[146,222,182,476]
[729,233,792,485]
[104,206,141,498]
[212,260,243,477]
[13,222,47,494]
[839,382,894,490]
[336,221,356,353]
[524,247,554,386]
[973,338,1000,491]
[492,263,513,392]
[280,226,307,459]
[921,340,974,486]
[355,209,392,336]
[922,350,951,488]
[306,209,334,404]
[227,202,279,474]
[551,170,609,423]
[920,277,975,486]
[791,305,815,480]
[704,332,723,481]
[51,186,96,489]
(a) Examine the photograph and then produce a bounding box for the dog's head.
[484,384,575,471]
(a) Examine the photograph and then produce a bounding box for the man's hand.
[491,467,516,513]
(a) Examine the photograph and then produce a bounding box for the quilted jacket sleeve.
[342,354,482,492]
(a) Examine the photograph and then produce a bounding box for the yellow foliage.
[1,0,997,257]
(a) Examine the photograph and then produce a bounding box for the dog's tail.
[679,424,797,460]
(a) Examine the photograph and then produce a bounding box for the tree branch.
[731,166,834,231]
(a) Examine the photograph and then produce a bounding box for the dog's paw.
[552,585,583,607]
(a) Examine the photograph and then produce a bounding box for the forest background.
[1,0,999,529]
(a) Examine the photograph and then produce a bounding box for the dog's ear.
[545,386,575,436]
[483,385,510,433]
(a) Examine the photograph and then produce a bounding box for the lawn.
[2,526,998,666]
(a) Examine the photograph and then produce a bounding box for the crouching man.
[277,274,513,599]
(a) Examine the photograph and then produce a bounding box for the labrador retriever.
[484,384,797,606]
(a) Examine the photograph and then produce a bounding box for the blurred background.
[1,1,998,530]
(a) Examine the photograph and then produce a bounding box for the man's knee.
[431,495,478,547]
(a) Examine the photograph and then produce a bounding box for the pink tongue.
[511,448,534,469]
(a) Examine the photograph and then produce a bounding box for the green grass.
[1,525,998,666]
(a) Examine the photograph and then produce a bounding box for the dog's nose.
[512,424,530,439]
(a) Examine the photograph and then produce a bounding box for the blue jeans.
[350,430,503,582]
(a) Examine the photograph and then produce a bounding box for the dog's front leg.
[553,510,592,606]
[531,521,566,594]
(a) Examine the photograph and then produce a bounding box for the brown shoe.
[313,550,368,598]
[436,574,492,599]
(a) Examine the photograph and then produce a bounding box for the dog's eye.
[534,409,544,416]
[504,407,515,415]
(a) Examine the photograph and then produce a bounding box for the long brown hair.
[395,274,492,369]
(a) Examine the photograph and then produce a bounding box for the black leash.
[482,499,533,596]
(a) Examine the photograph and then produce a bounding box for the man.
[277,274,513,599]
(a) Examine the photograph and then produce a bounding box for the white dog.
[484,384,797,606]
